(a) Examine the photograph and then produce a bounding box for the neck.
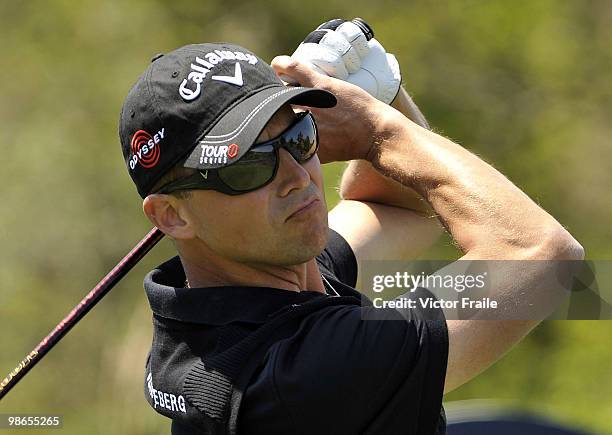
[179,246,326,294]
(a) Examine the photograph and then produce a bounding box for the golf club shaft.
[0,227,165,401]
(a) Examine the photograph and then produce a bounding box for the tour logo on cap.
[128,128,166,171]
[199,142,240,165]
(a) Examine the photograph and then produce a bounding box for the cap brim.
[182,86,336,170]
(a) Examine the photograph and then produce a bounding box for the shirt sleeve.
[315,228,358,288]
[239,303,448,435]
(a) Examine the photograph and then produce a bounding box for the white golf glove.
[288,18,402,104]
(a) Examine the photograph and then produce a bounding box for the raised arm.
[272,56,584,394]
[284,22,445,276]
[328,87,444,289]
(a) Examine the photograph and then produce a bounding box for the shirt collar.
[144,256,329,326]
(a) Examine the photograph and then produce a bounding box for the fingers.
[290,22,369,81]
[272,54,380,110]
[302,30,359,76]
[285,18,401,104]
[329,21,370,58]
[271,55,328,88]
[315,19,370,59]
[294,42,350,78]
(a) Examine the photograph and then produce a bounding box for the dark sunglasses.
[156,111,318,196]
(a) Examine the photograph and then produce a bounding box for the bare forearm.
[339,87,432,214]
[339,160,432,213]
[368,113,582,258]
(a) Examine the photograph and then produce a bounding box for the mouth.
[286,198,319,221]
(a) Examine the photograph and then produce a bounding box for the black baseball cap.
[119,43,337,198]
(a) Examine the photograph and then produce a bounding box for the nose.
[275,148,311,197]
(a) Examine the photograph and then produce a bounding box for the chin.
[277,218,329,265]
[298,218,329,258]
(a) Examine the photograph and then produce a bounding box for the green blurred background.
[1,0,610,433]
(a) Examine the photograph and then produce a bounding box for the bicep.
[444,319,537,394]
[328,199,443,289]
[439,251,540,394]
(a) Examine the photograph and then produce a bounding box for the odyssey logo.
[199,143,239,165]
[129,128,165,170]
[179,50,258,101]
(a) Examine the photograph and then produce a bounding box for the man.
[119,36,583,434]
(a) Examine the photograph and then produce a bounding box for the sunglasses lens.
[218,144,276,192]
[216,112,317,193]
[283,113,318,162]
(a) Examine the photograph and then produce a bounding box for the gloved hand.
[284,18,402,105]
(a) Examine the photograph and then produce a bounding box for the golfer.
[118,33,583,435]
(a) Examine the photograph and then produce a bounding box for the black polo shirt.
[143,229,448,434]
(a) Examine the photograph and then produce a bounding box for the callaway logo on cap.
[119,43,336,198]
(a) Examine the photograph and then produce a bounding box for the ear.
[142,194,196,240]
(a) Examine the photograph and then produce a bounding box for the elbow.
[536,226,585,261]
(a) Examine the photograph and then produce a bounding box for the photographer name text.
[373,296,497,310]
